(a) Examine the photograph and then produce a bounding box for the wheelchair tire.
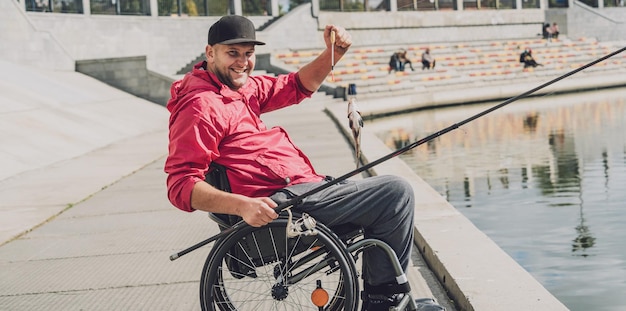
[199,218,360,311]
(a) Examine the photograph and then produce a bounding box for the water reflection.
[523,112,539,133]
[386,128,413,149]
[369,88,626,311]
[573,204,595,257]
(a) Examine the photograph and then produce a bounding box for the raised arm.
[297,25,352,92]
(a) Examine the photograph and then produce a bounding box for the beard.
[213,66,249,91]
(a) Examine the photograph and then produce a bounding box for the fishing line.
[170,45,626,261]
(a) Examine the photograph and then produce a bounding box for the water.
[369,87,626,311]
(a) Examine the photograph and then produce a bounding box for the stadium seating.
[271,36,625,99]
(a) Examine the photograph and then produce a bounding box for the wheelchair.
[194,164,435,311]
[200,210,429,311]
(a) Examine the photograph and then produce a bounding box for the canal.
[368,87,626,311]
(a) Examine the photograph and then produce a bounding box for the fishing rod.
[170,45,626,261]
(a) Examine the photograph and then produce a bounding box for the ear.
[205,45,214,62]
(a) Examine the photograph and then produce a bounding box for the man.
[165,15,439,311]
[398,49,415,71]
[550,22,560,40]
[520,48,542,68]
[389,51,401,73]
[421,48,435,70]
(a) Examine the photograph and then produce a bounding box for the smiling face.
[205,43,256,90]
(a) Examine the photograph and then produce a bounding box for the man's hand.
[191,181,278,227]
[297,24,352,92]
[237,196,279,227]
[325,25,351,60]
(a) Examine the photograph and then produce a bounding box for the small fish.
[330,30,336,81]
[347,96,363,168]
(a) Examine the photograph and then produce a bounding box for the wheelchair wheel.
[200,218,360,311]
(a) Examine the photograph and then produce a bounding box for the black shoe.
[361,293,394,311]
[415,297,446,311]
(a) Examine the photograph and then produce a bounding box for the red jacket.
[164,62,324,212]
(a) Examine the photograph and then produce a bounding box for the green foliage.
[344,1,364,11]
[319,0,365,11]
[185,0,198,15]
[319,0,340,10]
[242,0,266,15]
[289,0,308,11]
[158,0,229,16]
[158,0,176,15]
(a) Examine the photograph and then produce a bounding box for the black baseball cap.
[208,15,265,46]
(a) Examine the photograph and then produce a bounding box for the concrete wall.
[22,12,273,75]
[0,0,74,71]
[317,10,546,46]
[256,4,323,51]
[262,6,546,50]
[554,2,626,41]
[76,56,172,106]
[25,14,245,76]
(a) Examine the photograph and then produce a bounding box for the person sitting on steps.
[421,48,436,70]
[398,49,415,71]
[388,51,401,73]
[519,48,543,68]
[389,49,414,73]
[550,22,560,40]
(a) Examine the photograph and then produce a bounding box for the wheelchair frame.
[170,163,420,310]
[199,211,419,311]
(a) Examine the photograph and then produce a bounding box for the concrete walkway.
[0,61,449,310]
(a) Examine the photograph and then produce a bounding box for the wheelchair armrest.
[208,212,232,230]
[205,162,231,192]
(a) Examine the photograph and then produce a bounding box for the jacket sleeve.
[253,72,314,114]
[164,97,224,212]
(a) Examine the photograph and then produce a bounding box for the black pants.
[270,175,415,287]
